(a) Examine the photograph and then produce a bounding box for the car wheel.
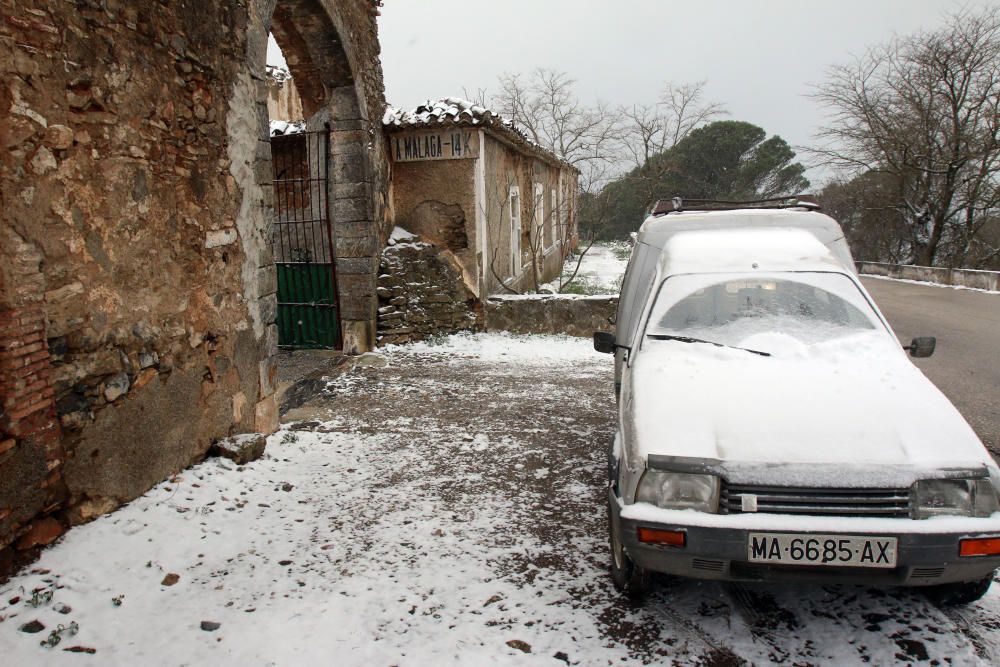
[925,572,995,606]
[608,503,650,599]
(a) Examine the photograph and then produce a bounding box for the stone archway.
[255,0,388,356]
[0,0,388,565]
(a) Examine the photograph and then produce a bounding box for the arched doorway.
[260,0,388,356]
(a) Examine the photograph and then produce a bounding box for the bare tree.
[492,69,620,192]
[620,81,727,173]
[810,7,1000,267]
[480,172,582,295]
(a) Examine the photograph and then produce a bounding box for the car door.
[613,242,660,395]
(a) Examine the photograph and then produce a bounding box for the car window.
[645,273,882,347]
[616,242,657,345]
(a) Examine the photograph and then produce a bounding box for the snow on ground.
[3,333,1000,665]
[861,273,1000,295]
[556,242,630,294]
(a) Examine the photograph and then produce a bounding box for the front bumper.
[611,489,1000,586]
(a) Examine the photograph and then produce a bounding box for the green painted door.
[270,130,341,349]
[275,264,340,349]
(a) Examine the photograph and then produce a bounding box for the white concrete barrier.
[857,262,999,291]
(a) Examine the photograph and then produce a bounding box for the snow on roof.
[657,227,845,276]
[639,209,856,272]
[383,97,578,172]
[266,64,292,85]
[270,119,306,137]
[383,97,495,128]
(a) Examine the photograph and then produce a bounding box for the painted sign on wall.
[391,129,480,162]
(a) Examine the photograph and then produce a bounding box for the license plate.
[748,533,898,568]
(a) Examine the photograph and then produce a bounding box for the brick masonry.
[0,306,66,552]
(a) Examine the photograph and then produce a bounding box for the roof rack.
[652,195,821,216]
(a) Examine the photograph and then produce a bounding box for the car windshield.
[644,272,883,350]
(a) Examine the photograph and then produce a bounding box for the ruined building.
[380,98,579,344]
[0,0,390,566]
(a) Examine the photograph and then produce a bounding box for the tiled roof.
[383,97,577,171]
[382,97,497,128]
[266,64,293,85]
[270,119,305,136]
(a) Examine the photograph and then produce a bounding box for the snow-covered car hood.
[626,331,994,487]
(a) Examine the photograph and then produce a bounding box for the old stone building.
[380,98,579,344]
[0,0,390,566]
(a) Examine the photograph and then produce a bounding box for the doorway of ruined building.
[270,129,342,349]
[254,0,380,357]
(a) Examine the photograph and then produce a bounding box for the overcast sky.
[271,0,1000,185]
[381,0,1000,184]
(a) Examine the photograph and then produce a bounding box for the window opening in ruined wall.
[509,187,521,276]
[533,183,545,253]
[548,189,557,251]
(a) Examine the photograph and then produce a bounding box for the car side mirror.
[593,331,616,354]
[905,336,936,358]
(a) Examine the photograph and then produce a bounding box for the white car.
[594,200,1000,605]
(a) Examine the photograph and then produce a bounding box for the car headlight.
[914,479,999,519]
[635,471,720,512]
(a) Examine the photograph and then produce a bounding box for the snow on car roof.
[638,209,855,273]
[656,226,847,276]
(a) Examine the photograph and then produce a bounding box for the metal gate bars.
[270,129,341,349]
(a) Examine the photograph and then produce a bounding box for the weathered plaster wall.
[0,0,388,562]
[266,69,304,121]
[390,159,478,292]
[481,135,571,294]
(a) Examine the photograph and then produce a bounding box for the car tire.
[608,503,650,599]
[925,572,995,606]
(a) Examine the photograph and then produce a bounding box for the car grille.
[720,482,912,518]
[910,567,945,580]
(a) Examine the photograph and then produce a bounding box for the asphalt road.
[861,277,1000,456]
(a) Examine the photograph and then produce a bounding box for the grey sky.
[372,0,998,185]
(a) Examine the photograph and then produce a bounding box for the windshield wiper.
[647,334,771,357]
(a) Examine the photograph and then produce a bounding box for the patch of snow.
[621,498,1000,533]
[487,293,616,302]
[556,242,630,294]
[269,119,305,136]
[629,326,993,484]
[1,332,997,665]
[380,332,605,365]
[659,227,845,276]
[383,97,495,128]
[387,226,418,245]
[265,64,291,84]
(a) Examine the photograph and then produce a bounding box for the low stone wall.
[485,295,618,337]
[376,239,478,345]
[857,262,1000,291]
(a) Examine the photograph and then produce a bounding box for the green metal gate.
[270,130,341,349]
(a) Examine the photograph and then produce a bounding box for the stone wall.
[376,236,479,346]
[0,0,387,562]
[857,262,1000,291]
[485,295,618,337]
